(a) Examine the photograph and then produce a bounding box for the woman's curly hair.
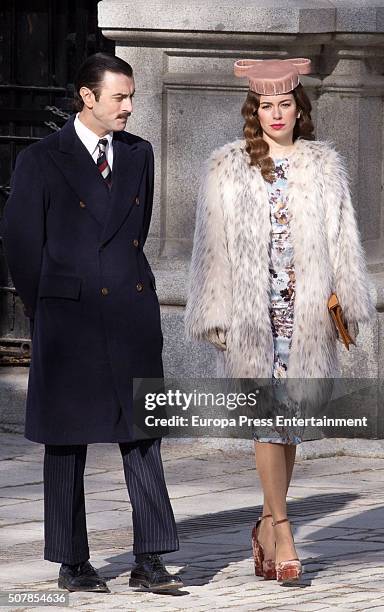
[241,84,315,182]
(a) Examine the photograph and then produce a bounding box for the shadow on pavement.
[96,490,383,590]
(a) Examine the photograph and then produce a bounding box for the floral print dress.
[268,158,295,378]
[254,157,304,445]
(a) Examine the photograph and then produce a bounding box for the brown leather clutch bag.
[328,293,356,350]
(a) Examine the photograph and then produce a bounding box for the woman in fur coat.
[185,58,374,583]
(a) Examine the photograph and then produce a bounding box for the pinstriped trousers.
[43,439,179,564]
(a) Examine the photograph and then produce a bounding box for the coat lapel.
[49,116,111,226]
[220,139,336,385]
[100,135,147,246]
[286,140,335,381]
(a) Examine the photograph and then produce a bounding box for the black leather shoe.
[58,560,110,592]
[129,554,183,591]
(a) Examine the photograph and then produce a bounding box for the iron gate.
[0,0,114,364]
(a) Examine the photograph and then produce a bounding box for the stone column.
[319,43,384,253]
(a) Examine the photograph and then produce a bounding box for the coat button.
[101,287,109,296]
[79,201,86,208]
[136,283,143,292]
[133,239,139,247]
[135,196,140,205]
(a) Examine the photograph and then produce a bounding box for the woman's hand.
[206,328,227,351]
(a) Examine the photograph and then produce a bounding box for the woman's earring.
[297,112,301,119]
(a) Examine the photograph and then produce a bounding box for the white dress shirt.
[74,113,114,170]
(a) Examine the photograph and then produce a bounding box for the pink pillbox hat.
[234,58,311,95]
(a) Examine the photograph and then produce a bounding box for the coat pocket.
[38,274,82,300]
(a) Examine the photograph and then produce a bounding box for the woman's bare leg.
[285,444,297,488]
[255,442,298,564]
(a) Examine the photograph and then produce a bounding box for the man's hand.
[206,328,227,351]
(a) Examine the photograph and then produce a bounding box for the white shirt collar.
[74,113,113,157]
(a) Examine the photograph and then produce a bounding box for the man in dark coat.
[2,53,182,593]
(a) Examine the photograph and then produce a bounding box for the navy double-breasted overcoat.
[2,116,163,444]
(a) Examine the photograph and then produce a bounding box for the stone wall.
[2,2,384,441]
[98,1,384,433]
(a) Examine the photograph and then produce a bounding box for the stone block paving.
[0,434,383,611]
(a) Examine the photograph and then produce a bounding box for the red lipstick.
[271,124,285,130]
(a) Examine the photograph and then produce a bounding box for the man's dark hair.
[74,52,133,112]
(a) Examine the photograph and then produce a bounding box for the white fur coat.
[185,138,375,382]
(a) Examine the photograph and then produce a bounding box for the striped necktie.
[97,138,112,187]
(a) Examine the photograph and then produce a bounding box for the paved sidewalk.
[0,433,383,612]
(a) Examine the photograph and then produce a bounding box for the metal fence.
[0,0,113,364]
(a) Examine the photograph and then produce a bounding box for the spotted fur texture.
[185,138,375,382]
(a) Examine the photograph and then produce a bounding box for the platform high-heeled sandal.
[252,513,277,580]
[272,518,302,583]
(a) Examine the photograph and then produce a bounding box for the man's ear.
[79,86,95,110]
